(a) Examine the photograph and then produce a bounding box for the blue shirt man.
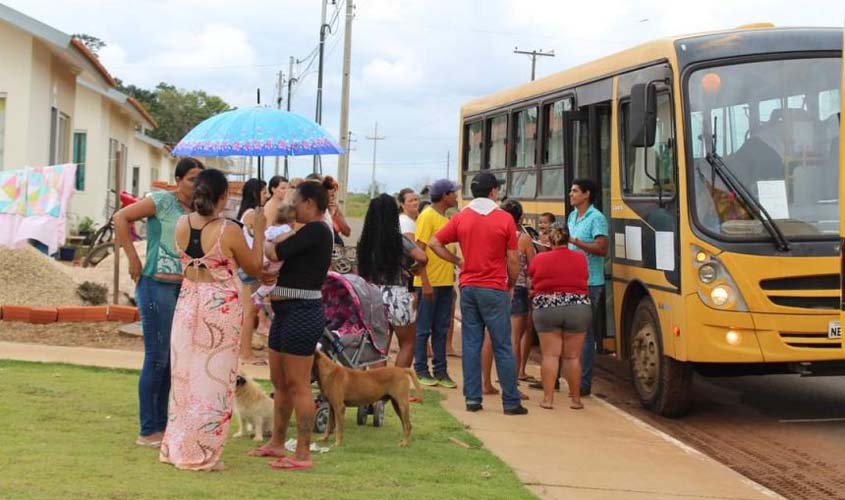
[566,178,608,396]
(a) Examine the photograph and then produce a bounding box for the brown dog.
[313,350,423,447]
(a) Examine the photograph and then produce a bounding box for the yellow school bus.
[840,24,845,348]
[460,25,843,416]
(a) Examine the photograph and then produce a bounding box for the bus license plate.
[829,321,841,339]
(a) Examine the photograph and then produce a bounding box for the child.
[252,203,296,308]
[537,212,556,251]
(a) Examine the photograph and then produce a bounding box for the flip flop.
[518,375,538,383]
[483,387,500,396]
[446,351,461,358]
[539,402,554,410]
[269,456,313,471]
[409,395,423,404]
[248,446,286,458]
[570,402,584,410]
[242,358,268,366]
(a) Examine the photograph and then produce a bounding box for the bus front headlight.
[710,285,731,306]
[698,264,717,283]
[692,245,748,312]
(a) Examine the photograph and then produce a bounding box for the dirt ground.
[0,322,143,351]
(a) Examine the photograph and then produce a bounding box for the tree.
[116,81,232,145]
[72,34,106,55]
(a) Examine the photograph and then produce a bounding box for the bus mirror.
[629,83,657,147]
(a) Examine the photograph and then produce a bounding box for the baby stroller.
[313,272,390,434]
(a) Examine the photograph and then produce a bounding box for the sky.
[5,0,845,193]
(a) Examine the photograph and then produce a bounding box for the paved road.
[592,355,845,500]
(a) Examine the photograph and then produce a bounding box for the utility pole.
[313,0,334,174]
[256,88,263,180]
[284,56,297,179]
[513,47,555,81]
[275,70,283,177]
[366,122,385,198]
[446,150,451,180]
[336,0,354,208]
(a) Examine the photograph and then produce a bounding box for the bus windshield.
[688,57,841,240]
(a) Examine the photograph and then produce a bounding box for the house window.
[72,132,87,191]
[58,113,70,163]
[49,109,70,164]
[131,166,140,197]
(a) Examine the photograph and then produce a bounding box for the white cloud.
[361,58,423,90]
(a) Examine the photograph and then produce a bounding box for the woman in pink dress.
[160,169,265,471]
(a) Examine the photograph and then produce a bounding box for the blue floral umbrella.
[172,107,343,178]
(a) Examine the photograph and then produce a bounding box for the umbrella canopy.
[172,107,344,158]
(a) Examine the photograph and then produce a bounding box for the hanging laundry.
[0,163,77,254]
[0,169,25,215]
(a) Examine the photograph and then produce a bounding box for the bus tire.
[628,296,692,417]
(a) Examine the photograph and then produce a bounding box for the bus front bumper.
[683,295,844,363]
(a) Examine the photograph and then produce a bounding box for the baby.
[252,203,296,308]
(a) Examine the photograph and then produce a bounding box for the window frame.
[462,119,484,173]
[72,131,87,191]
[508,103,540,199]
[485,112,509,171]
[619,87,679,202]
[537,93,574,200]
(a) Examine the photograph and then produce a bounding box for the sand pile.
[0,245,81,306]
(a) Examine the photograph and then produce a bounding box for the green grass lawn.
[0,361,534,500]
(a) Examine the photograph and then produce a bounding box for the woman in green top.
[114,157,204,447]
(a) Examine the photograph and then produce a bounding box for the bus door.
[572,79,615,350]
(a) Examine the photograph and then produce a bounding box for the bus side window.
[622,93,676,196]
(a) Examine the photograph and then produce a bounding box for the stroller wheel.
[314,402,330,434]
[373,401,385,428]
[356,405,368,426]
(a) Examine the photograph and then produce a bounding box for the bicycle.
[82,190,143,267]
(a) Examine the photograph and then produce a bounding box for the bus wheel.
[628,297,692,417]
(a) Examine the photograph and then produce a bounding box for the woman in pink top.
[528,222,592,410]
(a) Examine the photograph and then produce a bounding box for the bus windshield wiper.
[704,151,790,252]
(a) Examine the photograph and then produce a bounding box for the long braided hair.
[357,193,404,285]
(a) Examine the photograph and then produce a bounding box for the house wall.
[0,26,33,170]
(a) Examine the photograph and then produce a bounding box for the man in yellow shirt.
[414,179,460,388]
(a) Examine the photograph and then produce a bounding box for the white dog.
[233,374,274,441]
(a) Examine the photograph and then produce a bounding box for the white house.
[0,4,175,229]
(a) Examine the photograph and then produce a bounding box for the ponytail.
[191,169,228,216]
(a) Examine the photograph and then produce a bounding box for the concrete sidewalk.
[0,340,781,500]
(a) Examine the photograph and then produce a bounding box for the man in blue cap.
[413,178,461,388]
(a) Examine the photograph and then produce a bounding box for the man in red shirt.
[429,173,528,415]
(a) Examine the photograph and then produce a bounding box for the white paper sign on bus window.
[756,180,789,220]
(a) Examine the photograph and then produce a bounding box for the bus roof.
[461,26,842,118]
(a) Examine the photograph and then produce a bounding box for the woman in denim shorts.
[528,222,592,410]
[501,200,537,382]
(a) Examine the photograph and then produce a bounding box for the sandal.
[539,401,554,410]
[249,445,286,458]
[518,375,538,383]
[483,387,500,396]
[570,401,584,410]
[269,456,313,471]
[241,357,268,366]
